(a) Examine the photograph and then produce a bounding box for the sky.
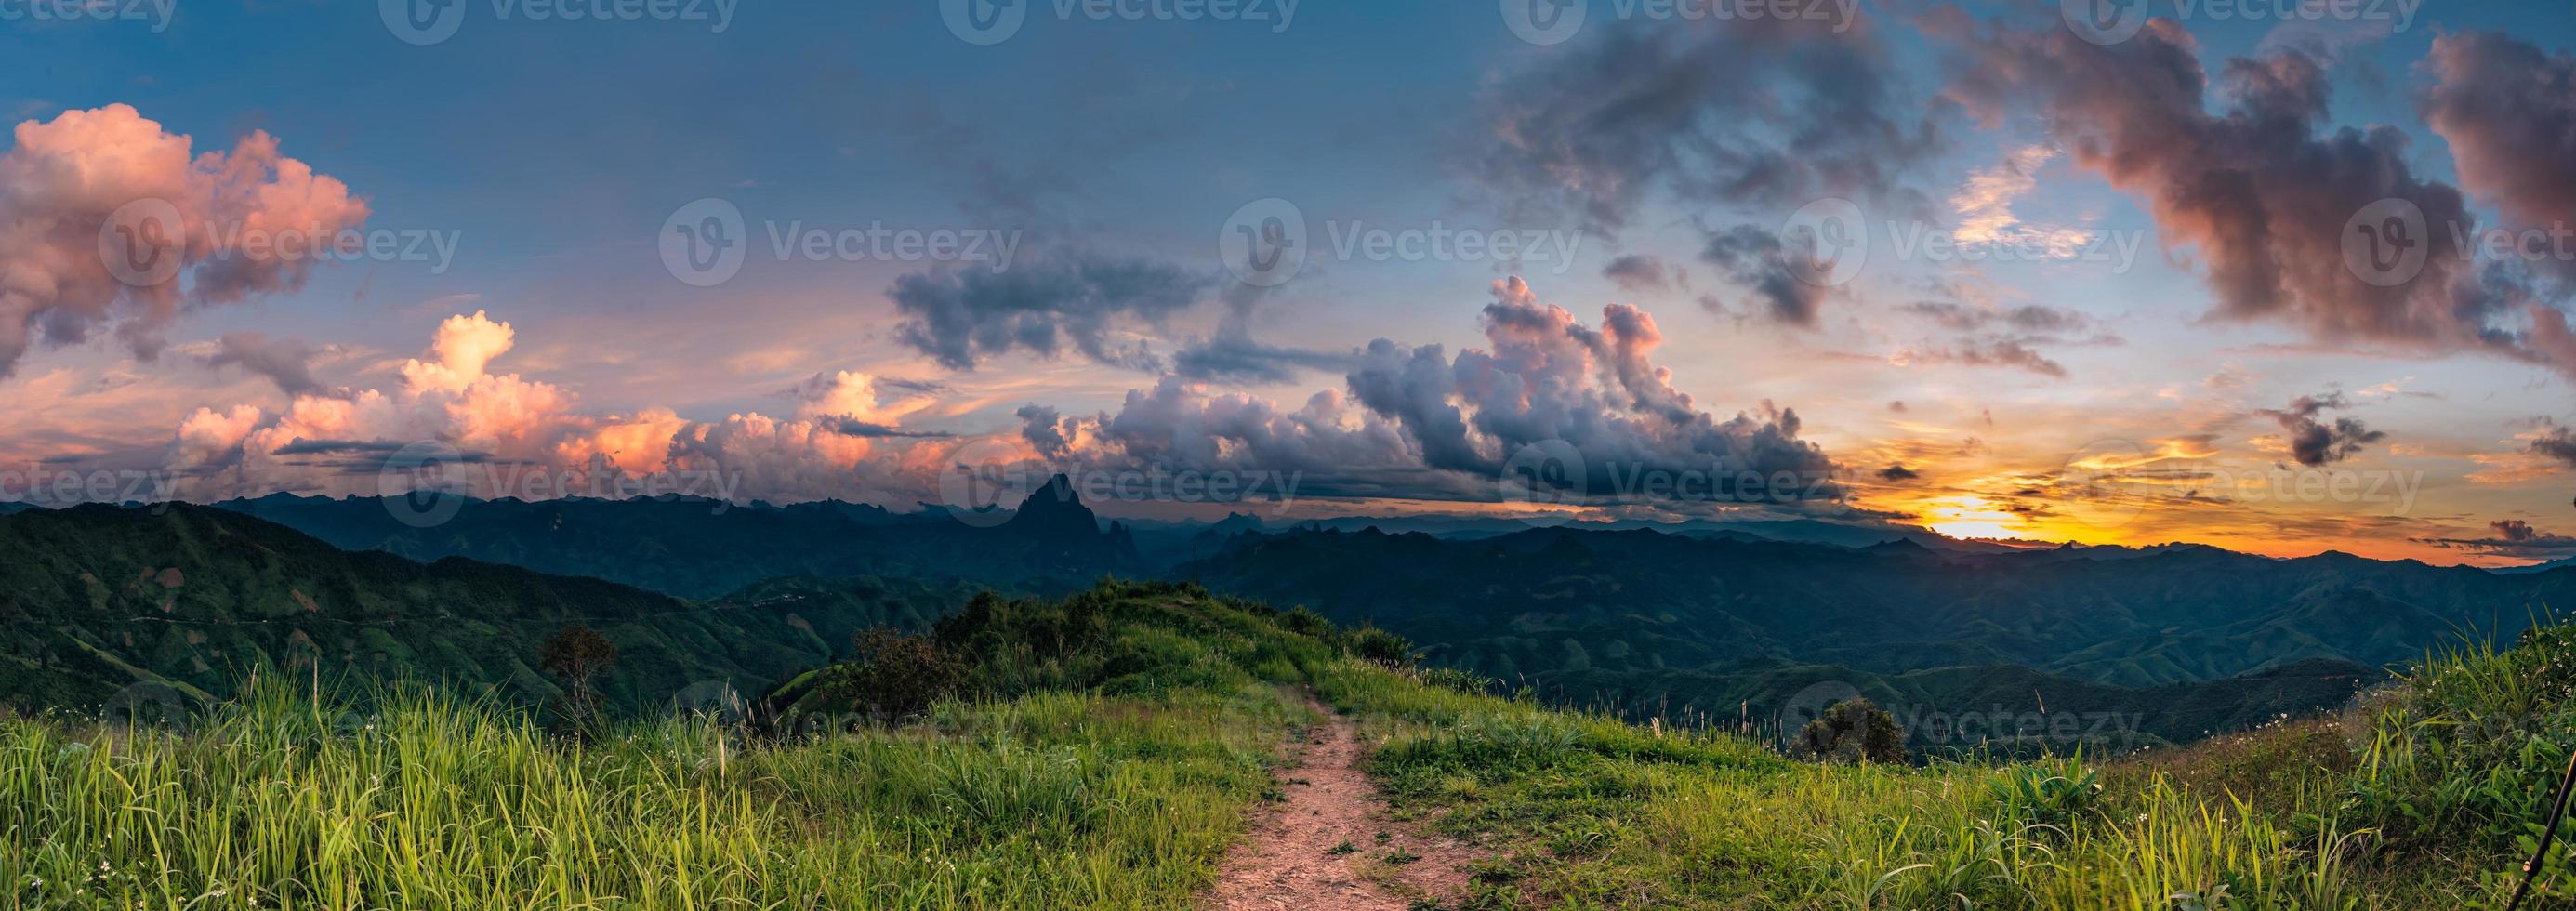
[1,0,2571,565]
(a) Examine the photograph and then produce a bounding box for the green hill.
[0,503,971,714]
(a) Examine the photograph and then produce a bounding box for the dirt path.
[1203,697,1481,910]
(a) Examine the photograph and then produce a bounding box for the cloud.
[2527,419,2576,469]
[1893,338,2067,377]
[1478,13,1937,234]
[1169,331,1353,385]
[887,252,1211,372]
[0,104,367,376]
[1698,225,1830,327]
[2261,392,2385,466]
[1602,254,1674,293]
[1876,464,1920,482]
[205,331,324,397]
[1936,19,2570,377]
[1025,277,1841,507]
[2422,33,2576,283]
[2412,519,2576,560]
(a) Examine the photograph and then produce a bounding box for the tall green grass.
[0,674,1305,909]
[1309,630,2565,909]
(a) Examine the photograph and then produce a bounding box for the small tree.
[539,624,618,726]
[826,628,968,720]
[1794,697,1908,765]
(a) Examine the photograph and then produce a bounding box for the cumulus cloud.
[2262,392,2385,466]
[887,252,1211,372]
[154,310,966,504]
[0,104,368,376]
[1479,13,1937,234]
[1023,277,1840,508]
[1935,19,2570,376]
[2422,33,2576,283]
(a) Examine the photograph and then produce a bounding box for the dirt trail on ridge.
[1201,697,1480,910]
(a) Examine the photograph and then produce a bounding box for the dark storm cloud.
[2261,392,2385,466]
[828,419,955,440]
[888,253,1212,372]
[1876,464,1920,482]
[1935,16,2575,378]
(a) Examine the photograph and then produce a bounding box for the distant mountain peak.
[1005,474,1100,537]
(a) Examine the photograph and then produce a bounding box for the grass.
[4,582,2569,909]
[0,581,1333,910]
[1309,623,2576,909]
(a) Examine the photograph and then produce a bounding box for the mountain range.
[7,482,2566,746]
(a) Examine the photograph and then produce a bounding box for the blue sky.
[3,0,2572,563]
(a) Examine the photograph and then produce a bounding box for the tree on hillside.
[539,624,618,727]
[827,627,968,720]
[1794,697,1908,765]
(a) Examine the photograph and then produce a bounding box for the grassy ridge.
[0,582,1345,910]
[1311,625,2576,908]
[4,580,2569,909]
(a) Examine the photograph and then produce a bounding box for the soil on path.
[1202,698,1482,910]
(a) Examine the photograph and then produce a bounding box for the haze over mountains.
[4,480,2565,746]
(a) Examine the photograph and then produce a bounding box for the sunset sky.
[2,0,2570,565]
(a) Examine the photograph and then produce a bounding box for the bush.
[1791,697,1907,765]
[1341,625,1416,667]
[825,628,969,720]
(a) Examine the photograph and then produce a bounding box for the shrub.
[826,628,970,720]
[1342,625,1417,667]
[1792,697,1907,765]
